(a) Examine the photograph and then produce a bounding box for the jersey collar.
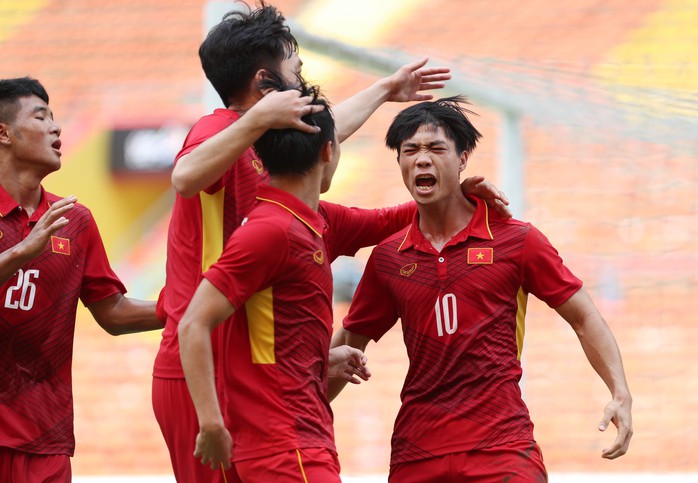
[0,184,50,220]
[214,107,241,121]
[255,184,325,238]
[398,195,494,252]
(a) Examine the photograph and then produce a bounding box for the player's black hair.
[385,95,482,155]
[253,74,334,177]
[0,77,49,124]
[199,1,298,107]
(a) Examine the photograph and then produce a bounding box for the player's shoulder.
[487,209,532,234]
[184,109,237,141]
[375,226,411,251]
[45,191,92,219]
[239,202,292,235]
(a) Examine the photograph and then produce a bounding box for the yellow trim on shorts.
[296,449,309,483]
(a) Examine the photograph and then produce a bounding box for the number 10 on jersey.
[435,293,458,337]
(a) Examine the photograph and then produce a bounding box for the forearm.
[328,329,351,402]
[333,78,392,143]
[180,322,225,429]
[171,113,268,197]
[0,244,32,285]
[327,328,371,402]
[88,295,162,335]
[575,316,631,401]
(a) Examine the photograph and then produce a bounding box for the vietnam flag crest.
[51,236,71,255]
[467,247,493,264]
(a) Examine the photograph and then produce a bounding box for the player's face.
[278,51,303,87]
[3,95,62,175]
[397,124,466,206]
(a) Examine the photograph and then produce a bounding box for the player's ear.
[0,123,11,146]
[254,68,267,83]
[459,151,468,172]
[252,69,271,95]
[320,140,332,165]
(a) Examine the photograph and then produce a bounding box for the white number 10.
[435,293,458,336]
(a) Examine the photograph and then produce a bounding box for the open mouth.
[51,139,62,154]
[415,174,436,191]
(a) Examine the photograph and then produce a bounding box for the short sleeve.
[343,250,399,341]
[203,219,288,309]
[320,201,415,260]
[175,113,236,194]
[521,224,583,308]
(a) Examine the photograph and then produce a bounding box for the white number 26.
[4,268,40,311]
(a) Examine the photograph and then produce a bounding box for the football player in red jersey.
[0,76,162,482]
[331,96,633,483]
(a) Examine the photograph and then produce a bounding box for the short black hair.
[0,77,49,124]
[253,75,334,177]
[385,95,482,155]
[199,1,298,107]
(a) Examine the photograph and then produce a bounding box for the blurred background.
[2,0,697,480]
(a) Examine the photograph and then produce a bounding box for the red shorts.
[152,376,237,483]
[0,447,71,483]
[389,440,548,483]
[235,447,341,483]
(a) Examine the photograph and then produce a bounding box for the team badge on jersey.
[467,247,493,264]
[252,159,264,174]
[51,236,71,255]
[400,263,417,277]
[313,249,324,265]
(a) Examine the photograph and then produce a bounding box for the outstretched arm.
[555,288,633,459]
[333,57,451,142]
[87,293,163,335]
[172,90,324,197]
[0,196,75,285]
[179,279,236,470]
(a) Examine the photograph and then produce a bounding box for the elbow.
[171,171,197,198]
[178,316,194,342]
[99,322,126,337]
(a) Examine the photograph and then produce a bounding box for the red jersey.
[0,186,126,456]
[153,108,268,378]
[343,196,583,465]
[204,184,413,461]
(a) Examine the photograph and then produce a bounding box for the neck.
[267,168,323,212]
[228,90,262,116]
[418,194,475,253]
[0,161,43,215]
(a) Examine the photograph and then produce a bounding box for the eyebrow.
[32,106,53,118]
[402,140,449,149]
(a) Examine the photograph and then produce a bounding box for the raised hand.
[253,89,324,134]
[383,57,452,103]
[20,196,76,259]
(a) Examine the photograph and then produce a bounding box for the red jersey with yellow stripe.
[204,184,414,461]
[343,196,583,465]
[154,108,268,378]
[0,185,126,455]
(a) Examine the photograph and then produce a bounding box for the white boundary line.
[73,474,698,483]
